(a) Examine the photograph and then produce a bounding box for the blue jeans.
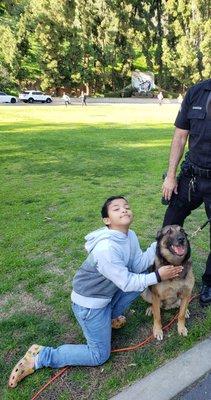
[36,290,140,369]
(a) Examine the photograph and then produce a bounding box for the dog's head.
[156,225,191,265]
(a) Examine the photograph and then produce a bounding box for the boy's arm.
[94,246,158,293]
[132,240,157,273]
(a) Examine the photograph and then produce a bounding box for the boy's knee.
[92,348,110,366]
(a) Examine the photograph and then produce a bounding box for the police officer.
[162,78,211,306]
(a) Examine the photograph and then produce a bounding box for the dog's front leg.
[152,292,163,341]
[177,295,190,336]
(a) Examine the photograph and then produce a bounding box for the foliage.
[162,0,211,89]
[0,0,210,93]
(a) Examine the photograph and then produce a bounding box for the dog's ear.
[156,226,172,240]
[156,229,163,240]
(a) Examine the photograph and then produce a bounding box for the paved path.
[110,337,211,400]
[0,97,181,106]
[174,370,211,400]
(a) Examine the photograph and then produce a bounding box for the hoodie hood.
[85,227,128,253]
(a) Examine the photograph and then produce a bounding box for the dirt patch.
[27,251,54,261]
[47,205,58,212]
[0,290,53,320]
[60,186,72,193]
[44,262,67,276]
[39,284,54,299]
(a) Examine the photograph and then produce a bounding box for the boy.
[62,92,71,106]
[8,196,182,388]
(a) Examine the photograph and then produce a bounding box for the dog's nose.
[177,237,185,245]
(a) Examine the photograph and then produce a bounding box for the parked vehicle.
[0,91,17,103]
[19,90,52,103]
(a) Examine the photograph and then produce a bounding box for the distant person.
[80,91,87,106]
[8,196,182,388]
[177,93,183,104]
[157,91,164,105]
[62,92,71,106]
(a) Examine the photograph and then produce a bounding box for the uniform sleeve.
[93,245,158,293]
[174,88,191,130]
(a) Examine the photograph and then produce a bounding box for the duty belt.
[190,164,211,179]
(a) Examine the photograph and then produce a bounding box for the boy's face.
[103,198,133,232]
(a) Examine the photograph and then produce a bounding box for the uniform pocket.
[187,109,206,120]
[187,109,206,138]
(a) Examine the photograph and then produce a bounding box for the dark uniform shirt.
[175,79,211,169]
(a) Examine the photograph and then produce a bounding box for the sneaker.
[111,315,126,329]
[200,284,211,306]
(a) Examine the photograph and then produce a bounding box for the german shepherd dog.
[142,225,195,341]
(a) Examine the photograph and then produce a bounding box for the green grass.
[0,103,211,400]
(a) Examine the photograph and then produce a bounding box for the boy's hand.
[158,265,183,281]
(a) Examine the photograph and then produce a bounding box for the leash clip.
[190,217,211,238]
[191,227,202,238]
[188,177,196,202]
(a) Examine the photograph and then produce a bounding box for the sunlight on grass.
[0,103,180,126]
[112,139,171,148]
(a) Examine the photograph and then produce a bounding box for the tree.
[0,0,210,93]
[162,0,211,89]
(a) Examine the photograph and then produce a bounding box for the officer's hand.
[162,176,178,201]
[158,265,183,281]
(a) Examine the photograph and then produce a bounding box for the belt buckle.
[191,163,211,178]
[200,168,211,178]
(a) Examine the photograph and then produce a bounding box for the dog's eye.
[180,228,188,236]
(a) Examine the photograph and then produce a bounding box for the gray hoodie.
[71,227,158,308]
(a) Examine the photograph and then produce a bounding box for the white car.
[19,90,52,103]
[0,91,17,103]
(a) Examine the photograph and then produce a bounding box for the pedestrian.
[80,90,87,106]
[177,93,183,104]
[8,195,182,388]
[62,92,71,106]
[157,91,164,105]
[162,78,211,306]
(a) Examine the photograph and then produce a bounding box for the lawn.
[0,103,211,400]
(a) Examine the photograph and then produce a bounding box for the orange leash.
[31,294,198,400]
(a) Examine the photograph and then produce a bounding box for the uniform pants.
[163,173,211,286]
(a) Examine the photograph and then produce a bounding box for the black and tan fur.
[142,225,195,341]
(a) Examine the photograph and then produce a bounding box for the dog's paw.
[153,327,163,341]
[145,306,152,316]
[185,309,190,319]
[177,324,188,336]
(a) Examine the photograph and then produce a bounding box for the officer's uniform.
[163,79,211,290]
